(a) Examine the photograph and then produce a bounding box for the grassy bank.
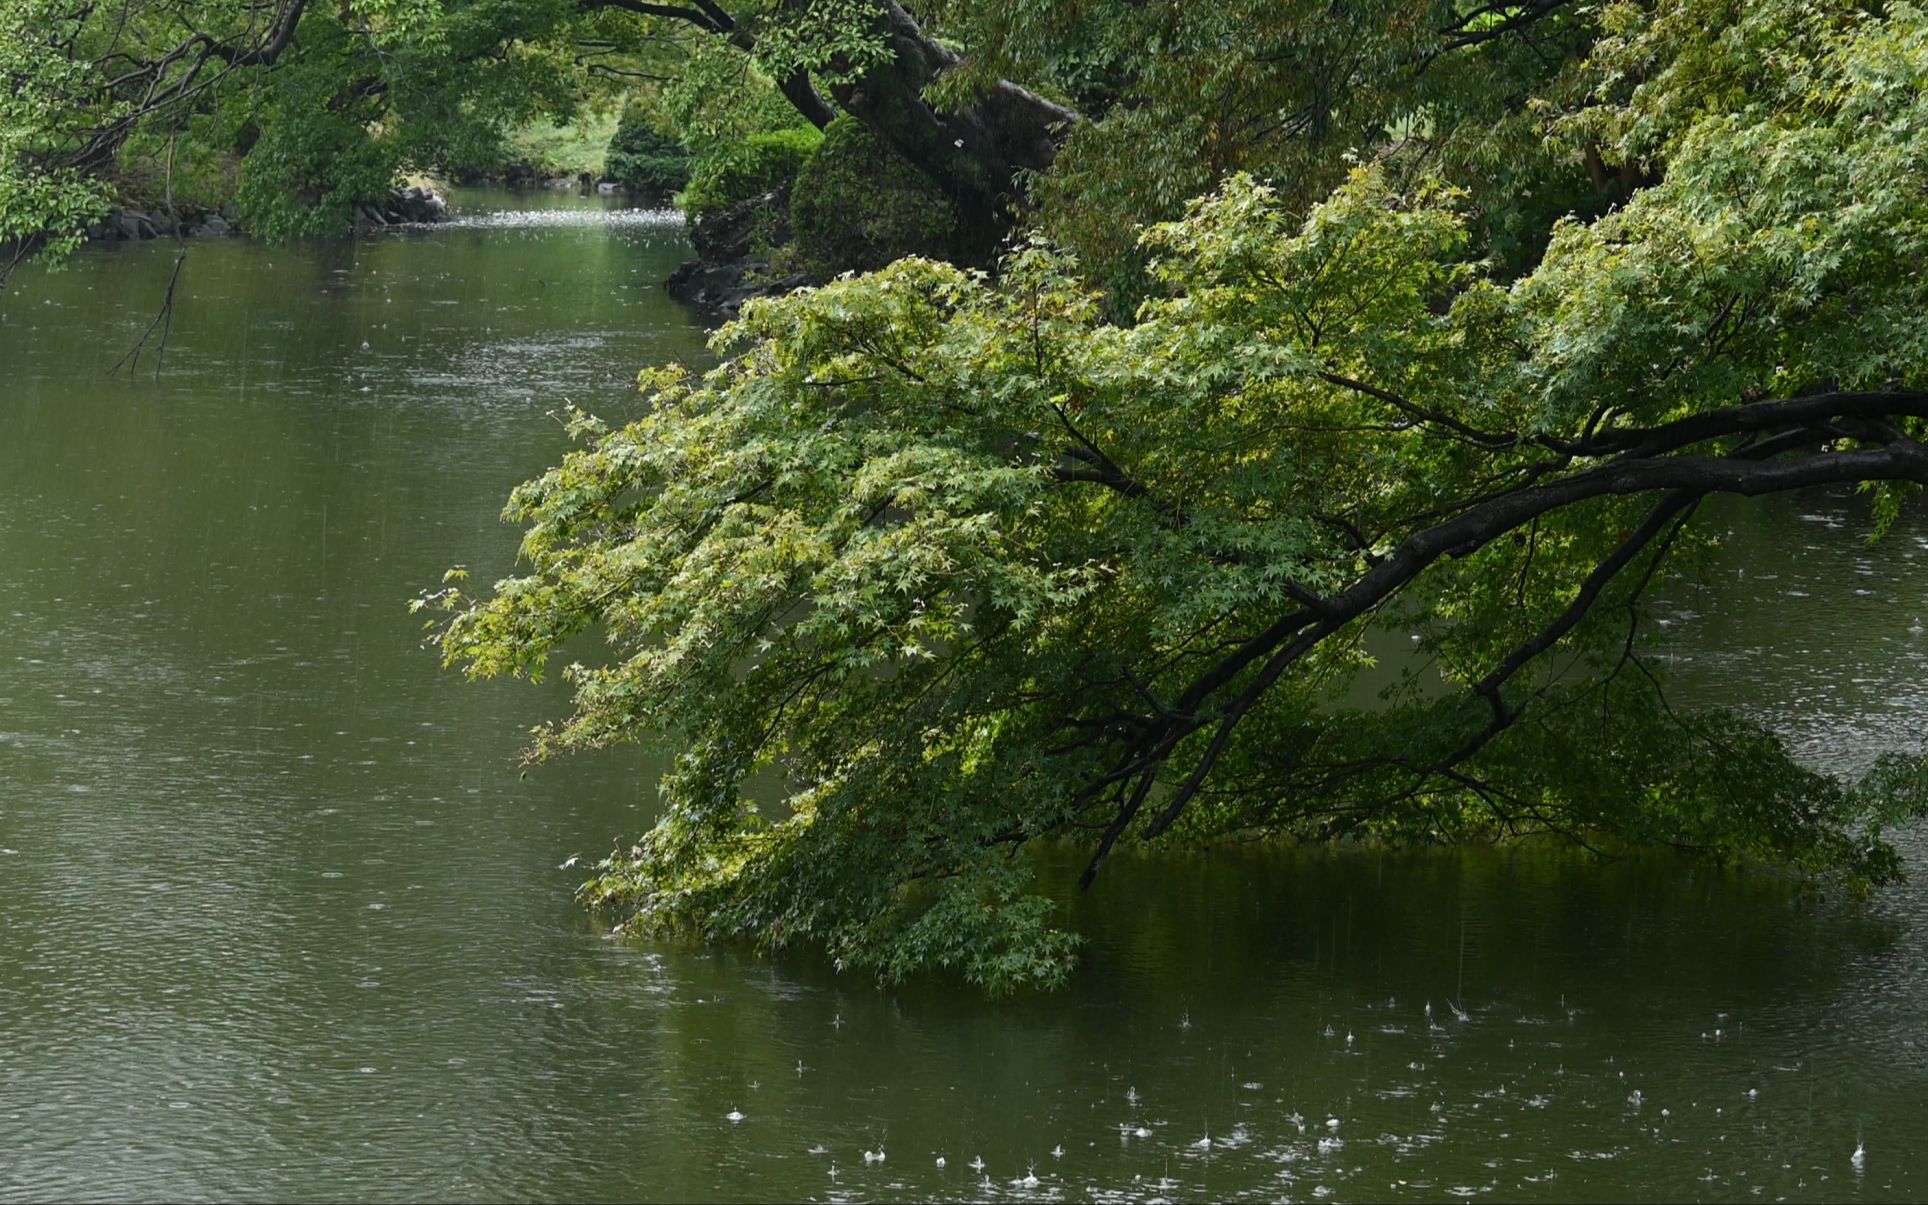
[501,112,620,179]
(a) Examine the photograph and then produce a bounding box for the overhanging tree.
[420,5,1928,989]
[10,0,1928,988]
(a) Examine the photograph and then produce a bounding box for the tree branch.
[1074,397,1928,864]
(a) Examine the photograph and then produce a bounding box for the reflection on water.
[1,191,1925,1202]
[1659,495,1928,778]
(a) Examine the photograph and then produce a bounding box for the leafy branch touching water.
[419,10,1928,989]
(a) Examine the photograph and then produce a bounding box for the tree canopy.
[413,2,1928,989]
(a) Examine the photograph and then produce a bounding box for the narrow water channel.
[1,190,1922,1202]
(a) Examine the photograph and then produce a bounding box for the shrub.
[681,126,821,220]
[235,106,399,237]
[113,121,240,217]
[790,117,958,279]
[604,108,689,197]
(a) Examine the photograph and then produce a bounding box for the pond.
[2,190,1923,1202]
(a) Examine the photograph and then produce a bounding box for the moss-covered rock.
[790,117,958,279]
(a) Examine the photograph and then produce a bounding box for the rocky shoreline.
[85,184,449,243]
[85,206,237,241]
[662,187,806,318]
[450,162,662,199]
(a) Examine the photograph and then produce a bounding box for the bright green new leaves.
[426,257,1110,988]
[1524,8,1928,432]
[747,0,895,87]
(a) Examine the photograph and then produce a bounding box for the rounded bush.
[682,127,822,220]
[605,108,690,197]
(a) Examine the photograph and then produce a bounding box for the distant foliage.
[790,117,958,279]
[681,127,821,220]
[0,0,618,256]
[604,108,689,197]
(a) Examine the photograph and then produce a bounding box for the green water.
[2,191,1924,1203]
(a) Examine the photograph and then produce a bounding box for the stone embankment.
[664,187,805,317]
[86,185,449,242]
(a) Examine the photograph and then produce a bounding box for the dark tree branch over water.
[1075,398,1928,885]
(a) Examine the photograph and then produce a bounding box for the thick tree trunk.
[822,1,1080,261]
[595,0,1077,259]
